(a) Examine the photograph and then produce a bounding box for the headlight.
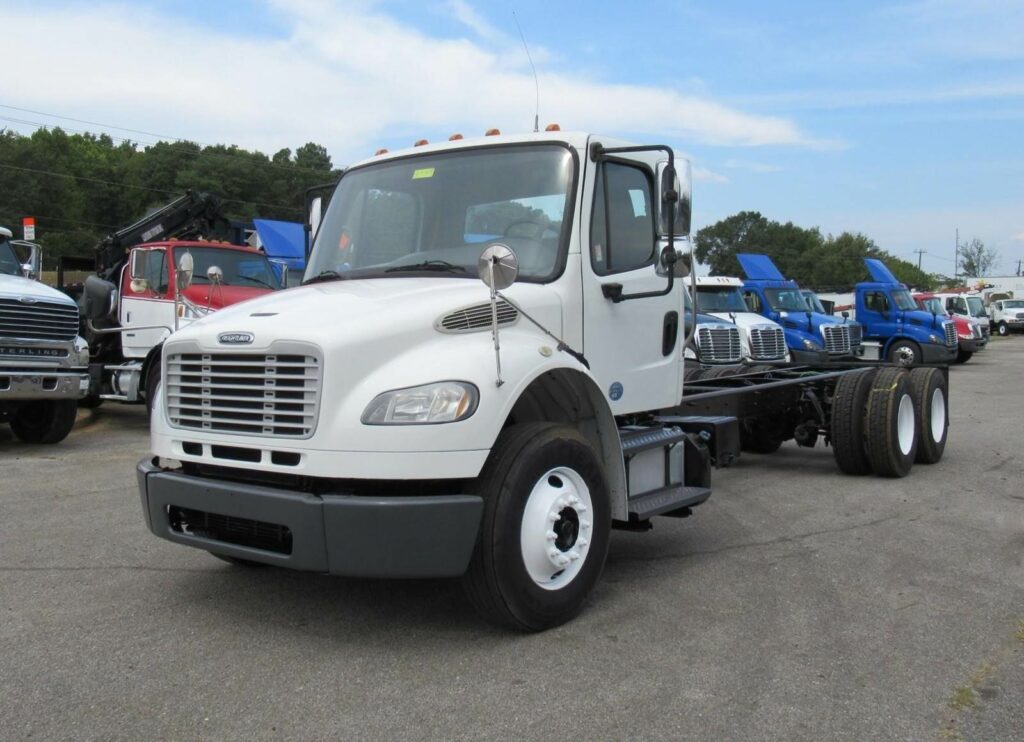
[802,338,822,350]
[928,334,942,343]
[362,381,479,425]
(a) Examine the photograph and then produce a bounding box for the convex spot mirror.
[176,252,194,291]
[128,250,149,292]
[478,244,519,291]
[657,159,692,238]
[207,265,224,285]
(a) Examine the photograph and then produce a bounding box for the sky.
[1,0,1022,276]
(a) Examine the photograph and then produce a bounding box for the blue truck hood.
[864,258,900,285]
[737,253,787,281]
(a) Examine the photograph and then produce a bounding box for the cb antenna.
[512,10,540,132]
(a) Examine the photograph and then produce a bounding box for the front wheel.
[10,400,78,444]
[887,339,920,367]
[145,359,161,417]
[462,423,611,632]
[996,322,1009,336]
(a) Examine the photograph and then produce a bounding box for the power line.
[0,102,342,177]
[0,161,303,214]
[0,209,122,230]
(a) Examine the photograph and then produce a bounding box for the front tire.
[997,322,1009,337]
[462,423,611,631]
[887,339,920,367]
[955,350,972,364]
[10,400,78,444]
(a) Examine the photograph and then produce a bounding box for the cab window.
[142,249,167,294]
[590,162,655,274]
[743,290,763,313]
[864,291,889,312]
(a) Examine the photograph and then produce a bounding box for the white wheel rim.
[930,387,946,443]
[520,466,594,591]
[897,393,915,456]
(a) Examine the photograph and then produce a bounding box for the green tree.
[957,237,998,277]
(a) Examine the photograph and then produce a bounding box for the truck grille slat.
[0,298,80,342]
[944,321,957,347]
[822,325,852,355]
[166,348,321,438]
[748,327,786,360]
[696,326,743,364]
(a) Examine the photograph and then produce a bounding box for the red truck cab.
[913,292,987,363]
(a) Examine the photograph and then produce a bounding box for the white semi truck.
[692,276,789,364]
[128,131,951,630]
[1,227,90,443]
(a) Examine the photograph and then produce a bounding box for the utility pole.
[954,228,959,281]
[913,248,926,270]
[1017,258,1022,277]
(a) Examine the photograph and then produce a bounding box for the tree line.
[0,127,341,267]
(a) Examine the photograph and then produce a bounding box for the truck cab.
[1,227,90,443]
[693,276,789,364]
[934,292,991,336]
[852,259,957,365]
[913,292,986,363]
[737,253,858,363]
[988,297,1024,336]
[83,240,282,406]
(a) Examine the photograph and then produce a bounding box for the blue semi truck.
[736,253,861,363]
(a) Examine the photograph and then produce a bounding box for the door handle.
[662,311,679,356]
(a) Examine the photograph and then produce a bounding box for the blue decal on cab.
[609,382,623,401]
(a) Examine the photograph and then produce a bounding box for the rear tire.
[908,367,948,464]
[10,400,78,444]
[865,367,917,477]
[462,422,611,632]
[830,368,877,475]
[955,350,972,364]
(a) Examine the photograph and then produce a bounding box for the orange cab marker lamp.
[414,139,429,147]
[485,128,501,136]
[545,123,561,131]
[449,133,464,141]
[374,148,389,156]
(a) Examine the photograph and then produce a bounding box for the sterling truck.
[1,227,89,443]
[130,130,952,630]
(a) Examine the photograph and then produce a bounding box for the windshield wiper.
[236,275,277,290]
[384,260,467,274]
[302,270,349,285]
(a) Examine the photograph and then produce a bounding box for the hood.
[736,253,786,281]
[0,273,77,306]
[181,284,271,310]
[168,277,563,352]
[705,311,781,331]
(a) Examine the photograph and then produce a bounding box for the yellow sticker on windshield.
[412,167,435,180]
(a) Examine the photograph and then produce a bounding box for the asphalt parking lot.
[2,341,1022,740]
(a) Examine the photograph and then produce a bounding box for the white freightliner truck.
[129,131,952,630]
[692,276,789,364]
[1,227,90,443]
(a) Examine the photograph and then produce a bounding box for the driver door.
[582,148,682,413]
[120,247,172,358]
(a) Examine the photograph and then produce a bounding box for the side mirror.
[20,263,33,279]
[176,252,194,291]
[657,160,692,238]
[841,310,849,319]
[129,250,146,279]
[129,278,149,293]
[478,244,519,290]
[268,258,289,288]
[673,250,692,278]
[207,265,224,285]
[81,275,117,320]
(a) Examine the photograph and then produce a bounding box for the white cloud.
[723,158,783,173]
[0,1,824,166]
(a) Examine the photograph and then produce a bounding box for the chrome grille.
[848,323,863,348]
[697,326,742,364]
[0,298,79,341]
[980,323,990,338]
[821,324,851,355]
[166,350,321,438]
[943,321,957,347]
[437,300,518,332]
[748,326,786,360]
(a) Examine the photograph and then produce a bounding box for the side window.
[865,291,889,312]
[591,162,655,274]
[144,250,167,294]
[743,290,762,313]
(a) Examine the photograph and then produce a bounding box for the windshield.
[765,288,812,312]
[918,297,944,314]
[802,290,826,313]
[1004,300,1024,308]
[306,144,574,283]
[891,289,918,311]
[965,296,986,317]
[696,287,749,313]
[0,238,20,276]
[174,247,282,290]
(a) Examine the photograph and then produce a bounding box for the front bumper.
[789,349,830,365]
[959,337,987,353]
[0,368,90,400]
[921,343,958,364]
[137,458,484,578]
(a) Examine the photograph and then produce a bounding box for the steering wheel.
[503,219,549,240]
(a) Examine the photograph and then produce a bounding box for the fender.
[140,342,163,396]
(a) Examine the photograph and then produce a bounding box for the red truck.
[912,292,987,363]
